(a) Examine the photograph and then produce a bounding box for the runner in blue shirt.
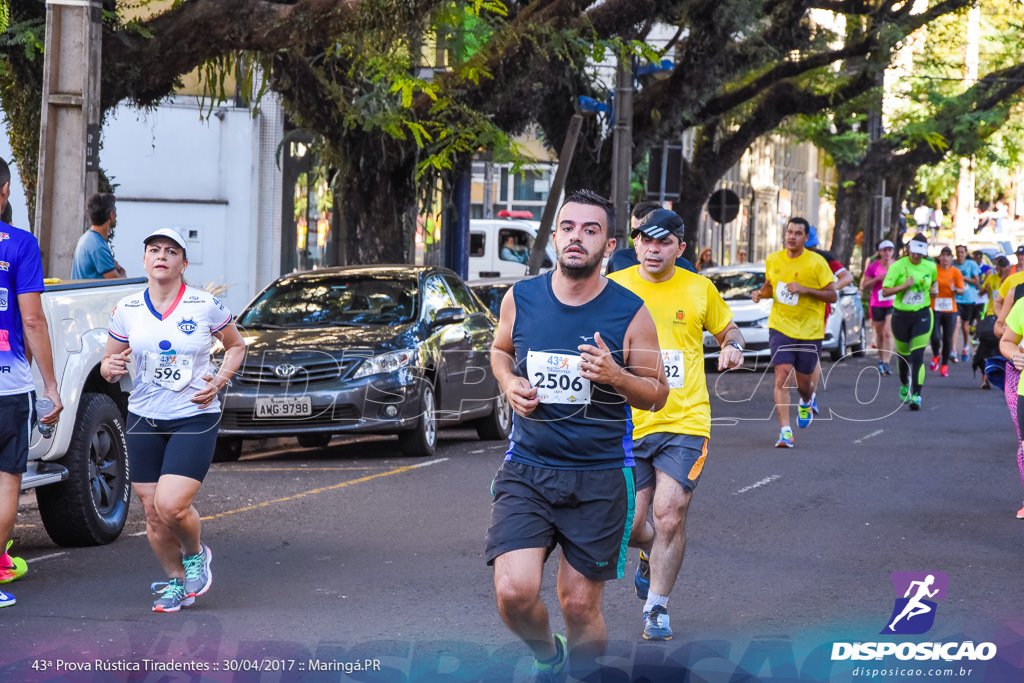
[488,190,668,679]
[0,157,63,607]
[954,244,981,363]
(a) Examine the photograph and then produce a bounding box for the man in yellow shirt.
[752,217,837,447]
[609,209,745,641]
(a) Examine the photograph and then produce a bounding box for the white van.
[469,218,556,279]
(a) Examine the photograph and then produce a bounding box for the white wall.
[102,98,279,314]
[0,136,32,229]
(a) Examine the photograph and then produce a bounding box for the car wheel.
[297,433,332,449]
[830,324,847,361]
[474,390,512,441]
[212,438,243,462]
[36,393,131,547]
[850,325,865,356]
[399,382,437,457]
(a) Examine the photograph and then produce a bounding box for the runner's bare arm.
[101,337,132,383]
[19,290,63,423]
[999,324,1024,371]
[578,306,668,412]
[751,281,772,304]
[490,288,539,417]
[881,277,913,298]
[787,281,838,303]
[192,322,246,407]
[713,322,745,371]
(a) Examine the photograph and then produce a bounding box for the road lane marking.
[200,458,449,521]
[25,551,68,564]
[854,429,885,444]
[733,475,781,495]
[227,466,382,472]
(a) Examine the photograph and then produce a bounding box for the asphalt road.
[2,351,1023,682]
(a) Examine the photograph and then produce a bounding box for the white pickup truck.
[24,277,147,547]
[468,218,556,279]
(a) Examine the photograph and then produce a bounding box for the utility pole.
[610,56,633,246]
[528,115,583,275]
[35,0,103,277]
[954,1,980,243]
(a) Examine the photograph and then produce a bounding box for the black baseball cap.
[631,208,685,240]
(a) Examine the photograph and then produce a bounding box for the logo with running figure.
[882,572,948,635]
[158,340,177,360]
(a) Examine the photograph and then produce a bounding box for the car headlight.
[353,349,417,379]
[753,316,769,328]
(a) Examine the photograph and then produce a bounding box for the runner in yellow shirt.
[752,217,837,447]
[608,209,744,641]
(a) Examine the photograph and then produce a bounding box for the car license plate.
[254,396,312,418]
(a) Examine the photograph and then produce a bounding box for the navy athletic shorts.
[485,460,635,581]
[126,412,221,483]
[0,393,33,475]
[769,329,822,375]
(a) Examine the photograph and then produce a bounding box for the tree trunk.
[337,159,417,264]
[673,156,717,263]
[831,165,871,269]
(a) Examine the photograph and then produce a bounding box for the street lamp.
[635,59,674,80]
[577,95,612,116]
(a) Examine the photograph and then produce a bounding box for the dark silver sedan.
[214,266,511,459]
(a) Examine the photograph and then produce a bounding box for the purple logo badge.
[881,571,948,635]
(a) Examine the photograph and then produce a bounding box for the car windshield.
[472,284,512,319]
[237,275,419,327]
[707,270,766,300]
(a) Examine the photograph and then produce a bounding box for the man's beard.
[559,247,604,280]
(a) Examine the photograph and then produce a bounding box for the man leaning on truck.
[0,157,63,607]
[71,192,127,280]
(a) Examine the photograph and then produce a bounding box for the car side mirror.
[432,307,467,327]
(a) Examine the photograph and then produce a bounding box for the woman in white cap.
[100,228,245,612]
[881,234,938,410]
[861,239,896,375]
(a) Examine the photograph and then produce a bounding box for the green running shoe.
[183,545,212,598]
[530,633,567,682]
[152,578,194,613]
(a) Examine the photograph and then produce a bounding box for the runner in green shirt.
[882,234,938,410]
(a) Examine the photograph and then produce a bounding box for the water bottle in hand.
[36,397,55,437]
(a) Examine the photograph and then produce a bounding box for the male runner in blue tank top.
[486,190,669,680]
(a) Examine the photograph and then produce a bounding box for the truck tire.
[36,393,131,547]
[398,383,437,457]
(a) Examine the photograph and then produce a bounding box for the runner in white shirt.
[101,228,245,613]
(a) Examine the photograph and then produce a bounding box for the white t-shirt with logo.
[108,284,232,420]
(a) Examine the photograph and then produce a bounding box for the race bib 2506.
[526,351,590,405]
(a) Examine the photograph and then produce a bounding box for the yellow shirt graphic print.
[607,266,732,439]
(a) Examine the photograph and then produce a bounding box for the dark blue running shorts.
[485,460,635,581]
[0,393,33,475]
[126,412,221,483]
[769,329,822,375]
